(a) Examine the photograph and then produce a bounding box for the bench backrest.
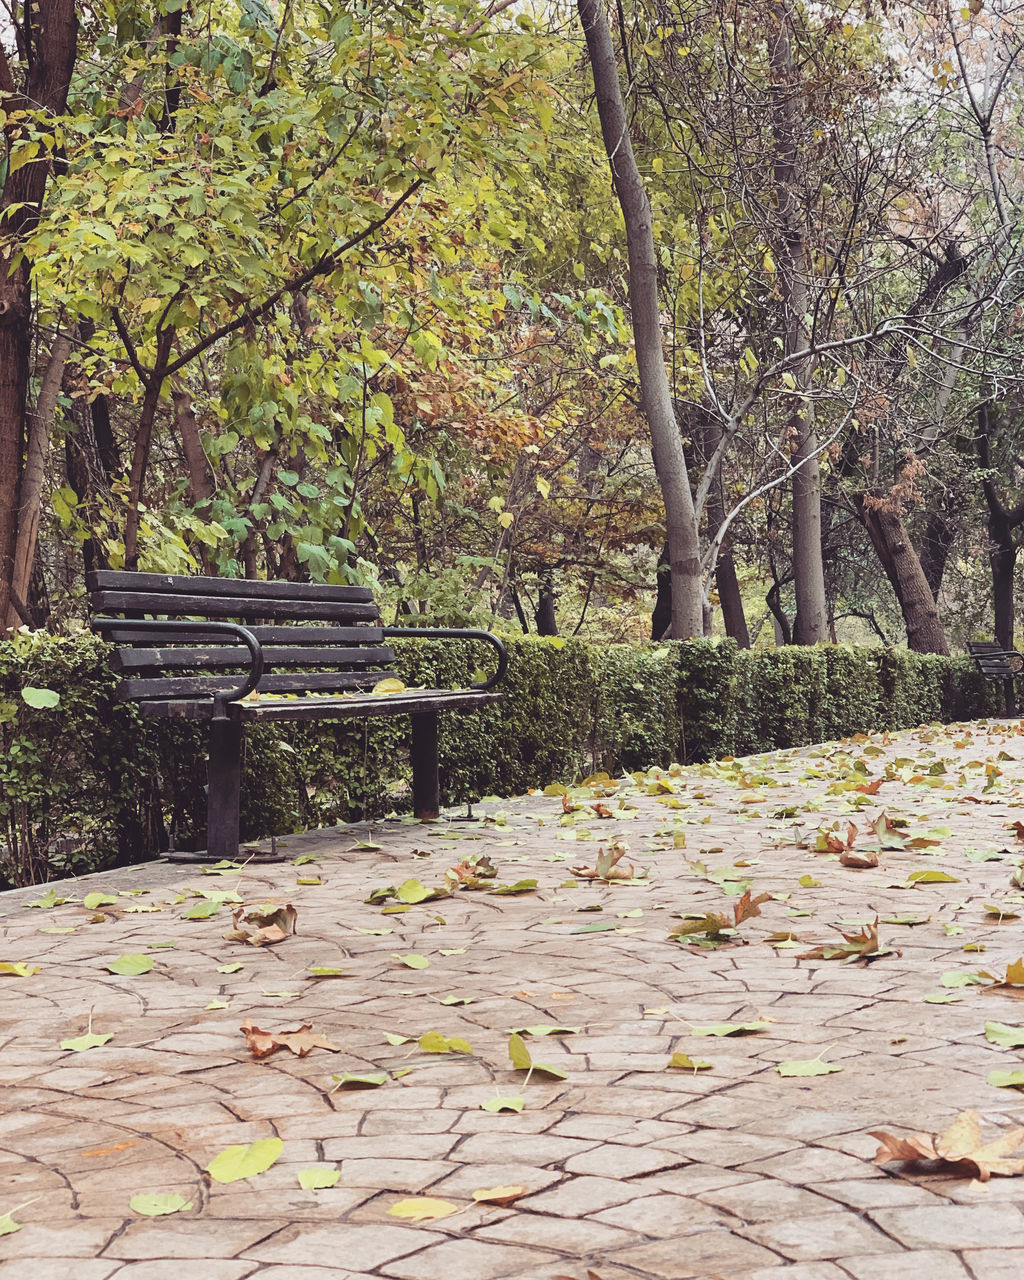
[966,640,1021,679]
[88,570,397,701]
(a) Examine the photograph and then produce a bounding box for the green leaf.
[104,954,153,976]
[331,1071,388,1089]
[489,879,538,895]
[83,893,117,909]
[668,1053,712,1071]
[297,1168,340,1191]
[988,1069,1024,1090]
[393,953,429,969]
[906,870,959,884]
[571,922,618,934]
[508,1032,532,1070]
[61,1032,113,1052]
[481,1096,525,1113]
[690,1020,771,1037]
[923,992,962,1004]
[182,899,221,919]
[205,1138,283,1183]
[776,1057,843,1077]
[217,963,243,974]
[21,686,59,709]
[0,1214,21,1236]
[306,965,348,978]
[26,888,69,909]
[396,879,440,904]
[940,970,990,988]
[506,1025,580,1037]
[130,1193,193,1216]
[985,1021,1024,1048]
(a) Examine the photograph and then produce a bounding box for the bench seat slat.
[120,670,397,700]
[93,591,379,623]
[113,645,395,672]
[136,689,502,721]
[87,570,372,604]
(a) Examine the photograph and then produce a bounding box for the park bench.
[966,640,1023,717]
[88,570,507,861]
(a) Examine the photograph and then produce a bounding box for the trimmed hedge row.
[0,631,1002,886]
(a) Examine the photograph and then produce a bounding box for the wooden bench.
[967,640,1023,717]
[88,570,507,861]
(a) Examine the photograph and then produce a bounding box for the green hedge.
[0,631,1002,886]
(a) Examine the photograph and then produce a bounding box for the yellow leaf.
[472,1185,527,1205]
[907,345,918,370]
[652,156,664,174]
[372,678,406,696]
[763,251,775,273]
[387,1197,460,1221]
[536,477,551,499]
[680,263,694,281]
[498,511,514,529]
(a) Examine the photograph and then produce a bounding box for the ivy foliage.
[0,631,1001,886]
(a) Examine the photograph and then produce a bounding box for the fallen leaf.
[985,1022,1024,1048]
[393,953,429,969]
[0,962,39,977]
[668,1052,712,1071]
[205,1138,283,1183]
[227,902,297,946]
[60,1031,112,1052]
[372,677,407,695]
[480,1096,525,1113]
[130,1193,193,1216]
[871,1110,1024,1180]
[297,1168,340,1191]
[0,1215,21,1236]
[507,1032,568,1079]
[798,918,898,963]
[240,1019,341,1059]
[840,848,879,869]
[690,1019,772,1037]
[330,1072,388,1089]
[83,893,117,909]
[418,1032,473,1054]
[776,1057,843,1077]
[104,954,154,976]
[506,1025,580,1037]
[387,1197,459,1221]
[989,1069,1024,1090]
[472,1185,527,1205]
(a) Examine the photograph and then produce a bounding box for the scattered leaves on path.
[130,1193,193,1216]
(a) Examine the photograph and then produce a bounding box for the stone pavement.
[5,720,1024,1279]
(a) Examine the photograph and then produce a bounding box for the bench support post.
[207,717,243,858]
[1006,680,1017,718]
[411,711,440,820]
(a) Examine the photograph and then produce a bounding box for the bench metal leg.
[411,711,440,820]
[1007,680,1017,718]
[207,718,243,859]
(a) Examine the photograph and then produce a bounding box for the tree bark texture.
[0,0,78,631]
[578,0,703,638]
[856,497,950,655]
[768,0,828,644]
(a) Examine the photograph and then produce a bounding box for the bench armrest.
[382,627,508,692]
[92,617,265,717]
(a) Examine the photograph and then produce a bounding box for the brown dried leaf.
[240,1019,341,1059]
[839,848,879,869]
[798,917,898,963]
[872,1109,1024,1181]
[228,903,297,947]
[733,889,773,925]
[855,777,884,795]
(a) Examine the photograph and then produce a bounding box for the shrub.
[0,628,1006,885]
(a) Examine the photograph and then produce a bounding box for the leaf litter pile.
[9,718,1024,1249]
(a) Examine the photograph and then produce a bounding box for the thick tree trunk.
[0,0,78,630]
[578,0,703,638]
[856,497,949,654]
[535,572,558,635]
[769,0,828,644]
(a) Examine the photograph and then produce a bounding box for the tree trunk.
[769,0,828,644]
[6,331,73,628]
[977,402,1024,651]
[535,571,558,635]
[0,0,78,631]
[578,0,703,638]
[919,507,957,601]
[856,498,950,654]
